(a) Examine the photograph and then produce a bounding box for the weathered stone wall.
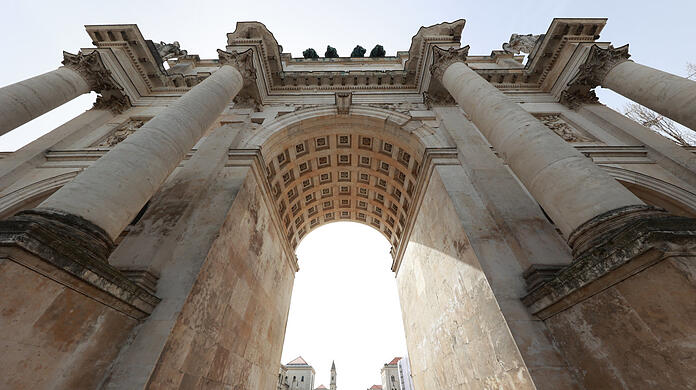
[145,172,295,389]
[396,169,535,389]
[545,256,696,389]
[436,107,578,388]
[0,257,138,390]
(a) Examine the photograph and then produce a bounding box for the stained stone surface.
[397,170,534,389]
[545,256,696,389]
[0,257,137,390]
[145,173,295,389]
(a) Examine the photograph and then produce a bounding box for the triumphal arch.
[1,17,696,389]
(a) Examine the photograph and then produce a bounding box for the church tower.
[330,361,336,390]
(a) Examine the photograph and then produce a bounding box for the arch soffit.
[247,106,454,257]
[0,171,80,216]
[602,165,696,212]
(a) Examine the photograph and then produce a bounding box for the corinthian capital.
[574,44,631,87]
[217,48,256,81]
[62,51,120,93]
[429,45,470,82]
[562,44,631,108]
[63,50,131,113]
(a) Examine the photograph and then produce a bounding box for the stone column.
[563,44,696,130]
[431,46,650,253]
[37,49,254,244]
[0,51,128,136]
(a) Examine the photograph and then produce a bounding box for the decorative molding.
[429,45,470,82]
[535,114,593,142]
[423,90,456,108]
[96,119,147,147]
[93,93,131,114]
[560,87,599,109]
[562,44,631,109]
[568,204,663,257]
[523,212,696,319]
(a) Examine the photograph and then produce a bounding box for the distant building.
[367,385,383,390]
[397,356,415,390]
[380,356,415,390]
[278,356,315,390]
[278,357,337,390]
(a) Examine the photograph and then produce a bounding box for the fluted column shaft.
[439,59,644,240]
[0,67,90,136]
[603,61,696,130]
[39,64,243,240]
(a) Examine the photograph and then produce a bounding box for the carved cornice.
[429,45,470,82]
[422,91,456,108]
[217,48,257,81]
[562,44,630,109]
[0,207,160,318]
[523,211,696,319]
[560,86,599,109]
[92,93,131,114]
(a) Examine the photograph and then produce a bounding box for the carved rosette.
[62,51,131,114]
[429,45,470,82]
[217,48,257,82]
[562,44,631,109]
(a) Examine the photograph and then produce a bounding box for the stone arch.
[243,105,451,149]
[0,171,79,219]
[253,106,451,258]
[602,165,696,217]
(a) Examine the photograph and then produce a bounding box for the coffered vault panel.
[261,116,427,257]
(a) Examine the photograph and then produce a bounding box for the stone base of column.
[523,211,696,388]
[0,208,160,388]
[0,208,159,318]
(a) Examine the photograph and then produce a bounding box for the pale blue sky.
[1,0,695,150]
[1,1,694,388]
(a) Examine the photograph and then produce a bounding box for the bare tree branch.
[687,62,696,80]
[623,62,696,146]
[624,103,693,146]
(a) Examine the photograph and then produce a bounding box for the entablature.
[77,18,613,106]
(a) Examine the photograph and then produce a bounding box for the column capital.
[561,44,631,108]
[429,45,470,82]
[217,48,256,81]
[62,50,118,93]
[62,51,131,113]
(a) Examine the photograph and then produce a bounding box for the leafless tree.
[688,62,696,79]
[624,62,696,147]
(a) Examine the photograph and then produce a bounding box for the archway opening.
[257,110,432,390]
[280,222,409,389]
